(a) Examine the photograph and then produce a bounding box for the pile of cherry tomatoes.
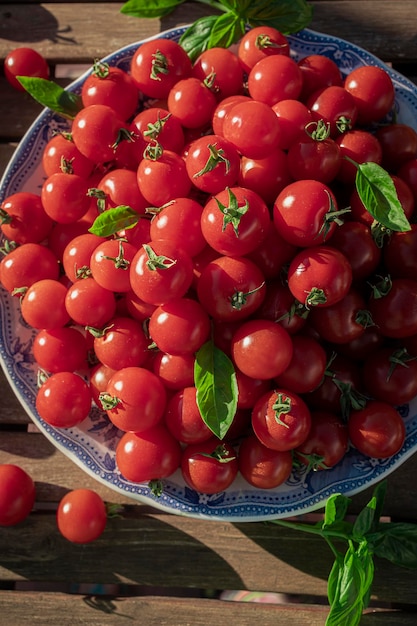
[2,25,417,503]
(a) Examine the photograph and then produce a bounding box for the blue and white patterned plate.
[1,26,417,521]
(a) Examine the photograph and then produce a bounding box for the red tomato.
[181,438,238,494]
[149,197,206,258]
[307,85,358,137]
[102,366,167,433]
[201,186,270,256]
[247,54,302,106]
[167,76,217,129]
[222,99,282,159]
[335,129,383,185]
[287,245,352,308]
[196,255,266,322]
[65,277,117,327]
[251,389,311,451]
[131,106,185,153]
[362,346,417,406]
[164,386,213,444]
[71,104,127,165]
[193,46,244,100]
[294,411,348,470]
[308,288,370,345]
[81,63,139,121]
[348,401,405,459]
[93,316,149,370]
[116,425,182,483]
[237,26,290,74]
[344,65,395,125]
[137,148,192,206]
[368,277,417,338]
[238,434,293,489]
[274,335,327,394]
[185,134,240,194]
[151,351,195,391]
[0,242,59,294]
[36,372,92,428]
[4,47,49,90]
[20,278,70,329]
[62,232,106,282]
[148,297,211,355]
[32,326,88,373]
[231,319,293,380]
[130,38,192,99]
[0,192,53,244]
[42,132,95,179]
[272,99,313,150]
[0,464,35,526]
[297,54,342,101]
[95,168,148,215]
[56,489,106,544]
[89,239,138,293]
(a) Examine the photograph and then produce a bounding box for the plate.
[1,26,417,522]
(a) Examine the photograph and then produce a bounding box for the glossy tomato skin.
[180,438,238,494]
[81,65,139,121]
[231,319,293,380]
[0,464,35,526]
[0,242,60,294]
[185,134,240,194]
[131,106,185,153]
[252,389,311,451]
[201,186,270,256]
[129,240,194,306]
[130,38,192,99]
[272,99,313,150]
[89,239,138,293]
[36,372,92,428]
[42,133,95,179]
[327,220,381,282]
[96,168,148,215]
[297,54,342,101]
[238,147,292,206]
[193,46,244,100]
[151,352,195,391]
[164,386,212,444]
[256,280,307,335]
[383,223,417,280]
[137,149,192,206]
[149,197,206,258]
[238,434,293,489]
[103,366,167,433]
[273,179,339,247]
[196,255,266,322]
[348,401,405,459]
[222,99,282,159]
[274,335,327,394]
[93,316,149,370]
[32,326,88,373]
[62,233,106,283]
[294,411,348,470]
[56,489,107,544]
[368,277,417,338]
[237,26,290,74]
[344,65,395,125]
[167,77,217,129]
[4,47,49,90]
[116,425,182,483]
[20,278,70,329]
[287,134,342,184]
[71,104,125,165]
[307,85,358,137]
[247,54,303,106]
[148,297,210,355]
[308,288,369,345]
[65,277,117,327]
[287,245,352,309]
[335,129,383,185]
[0,192,53,244]
[375,123,417,172]
[362,346,417,406]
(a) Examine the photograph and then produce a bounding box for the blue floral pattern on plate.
[1,27,417,521]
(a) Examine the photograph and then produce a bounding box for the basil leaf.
[88,206,139,237]
[208,12,246,49]
[194,340,238,440]
[17,77,82,119]
[369,523,417,569]
[179,15,219,61]
[352,482,387,539]
[327,554,344,607]
[120,0,185,18]
[246,0,313,34]
[323,493,351,528]
[355,162,411,232]
[326,546,367,626]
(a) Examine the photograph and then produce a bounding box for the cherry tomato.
[231,319,293,380]
[65,277,117,327]
[56,489,106,544]
[201,186,270,256]
[0,192,53,244]
[89,239,138,293]
[32,327,88,373]
[247,54,302,106]
[344,65,395,125]
[116,425,182,483]
[131,106,185,153]
[62,232,106,282]
[327,220,381,282]
[0,464,35,526]
[287,245,352,308]
[181,438,238,494]
[335,129,383,185]
[274,335,327,394]
[362,346,417,406]
[149,197,206,258]
[81,62,139,121]
[167,76,217,129]
[151,351,195,391]
[222,99,282,159]
[287,127,342,183]
[237,26,290,74]
[137,147,191,206]
[185,134,240,194]
[36,372,92,428]
[196,255,266,322]
[72,104,126,164]
[164,386,213,444]
[307,85,358,137]
[294,411,348,470]
[20,278,70,329]
[94,168,148,215]
[368,277,417,338]
[251,389,311,451]
[93,315,149,370]
[192,46,244,100]
[308,288,370,344]
[148,297,211,355]
[348,401,405,459]
[4,47,49,90]
[383,223,417,280]
[0,242,59,294]
[238,434,293,489]
[272,99,313,150]
[297,54,342,101]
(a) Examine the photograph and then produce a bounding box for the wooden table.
[1,2,417,624]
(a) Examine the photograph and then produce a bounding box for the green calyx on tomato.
[215,187,249,237]
[98,392,121,410]
[387,346,417,381]
[150,50,170,81]
[120,0,313,61]
[144,243,177,270]
[193,143,231,178]
[272,392,291,428]
[229,281,265,311]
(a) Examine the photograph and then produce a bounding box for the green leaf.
[208,12,246,49]
[323,494,351,529]
[17,77,82,119]
[179,15,219,61]
[246,0,314,34]
[120,0,185,18]
[326,545,368,626]
[327,554,344,607]
[355,161,411,232]
[88,206,139,237]
[194,340,238,440]
[352,482,388,540]
[369,523,417,569]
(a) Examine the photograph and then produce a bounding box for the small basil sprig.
[194,339,238,439]
[272,480,417,626]
[17,76,82,119]
[89,205,139,237]
[121,0,313,60]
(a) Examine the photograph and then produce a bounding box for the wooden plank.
[1,511,417,605]
[0,3,417,65]
[0,591,332,626]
